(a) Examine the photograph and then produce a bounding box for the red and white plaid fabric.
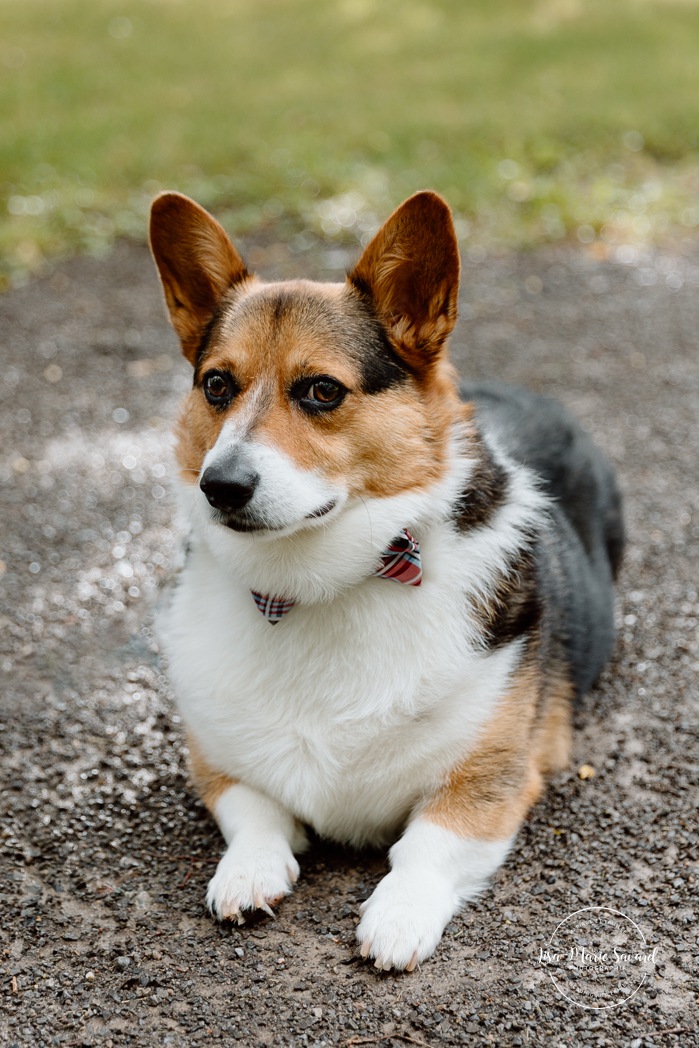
[251,592,297,622]
[371,529,422,585]
[251,528,422,623]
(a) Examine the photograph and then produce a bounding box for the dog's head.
[150,191,465,595]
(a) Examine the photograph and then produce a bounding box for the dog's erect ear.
[348,191,460,370]
[149,192,249,364]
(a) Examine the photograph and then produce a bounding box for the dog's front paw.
[356,868,458,972]
[206,836,300,923]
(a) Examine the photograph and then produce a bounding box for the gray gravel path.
[1,233,697,1047]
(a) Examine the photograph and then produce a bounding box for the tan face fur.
[150,190,463,527]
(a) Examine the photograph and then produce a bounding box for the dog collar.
[251,529,422,624]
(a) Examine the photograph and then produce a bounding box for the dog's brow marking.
[221,380,271,444]
[244,380,272,422]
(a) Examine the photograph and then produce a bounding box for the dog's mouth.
[219,514,284,534]
[215,499,337,534]
[306,499,337,520]
[208,507,283,534]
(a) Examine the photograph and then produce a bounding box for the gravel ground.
[1,231,697,1048]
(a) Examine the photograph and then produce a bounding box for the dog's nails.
[406,952,419,972]
[252,891,277,918]
[359,941,371,959]
[220,905,241,923]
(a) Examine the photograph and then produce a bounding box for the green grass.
[2,0,699,284]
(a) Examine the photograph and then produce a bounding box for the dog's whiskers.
[358,495,374,551]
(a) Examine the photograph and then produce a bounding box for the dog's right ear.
[149,193,249,364]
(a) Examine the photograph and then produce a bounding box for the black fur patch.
[481,547,542,650]
[454,444,509,532]
[345,279,414,392]
[194,310,222,373]
[351,300,411,395]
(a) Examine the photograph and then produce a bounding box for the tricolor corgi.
[149,190,623,971]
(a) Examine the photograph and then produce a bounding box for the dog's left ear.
[348,191,460,370]
[149,192,249,364]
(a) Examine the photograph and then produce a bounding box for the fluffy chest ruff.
[160,460,535,846]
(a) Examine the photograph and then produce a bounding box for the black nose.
[200,462,260,513]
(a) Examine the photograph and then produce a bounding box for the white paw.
[356,868,458,971]
[206,836,300,923]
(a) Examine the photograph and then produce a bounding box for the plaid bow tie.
[251,529,422,624]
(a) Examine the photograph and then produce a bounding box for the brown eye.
[294,375,347,414]
[307,380,342,404]
[203,370,236,407]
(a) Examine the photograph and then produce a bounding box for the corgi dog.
[149,190,623,972]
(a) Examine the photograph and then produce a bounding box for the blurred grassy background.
[2,0,699,286]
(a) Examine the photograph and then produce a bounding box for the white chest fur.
[160,525,521,847]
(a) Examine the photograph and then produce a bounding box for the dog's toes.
[206,839,299,922]
[217,901,246,925]
[355,869,455,972]
[286,862,300,885]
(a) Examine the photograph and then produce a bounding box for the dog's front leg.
[356,747,544,971]
[188,735,307,923]
[206,782,308,922]
[356,818,516,971]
